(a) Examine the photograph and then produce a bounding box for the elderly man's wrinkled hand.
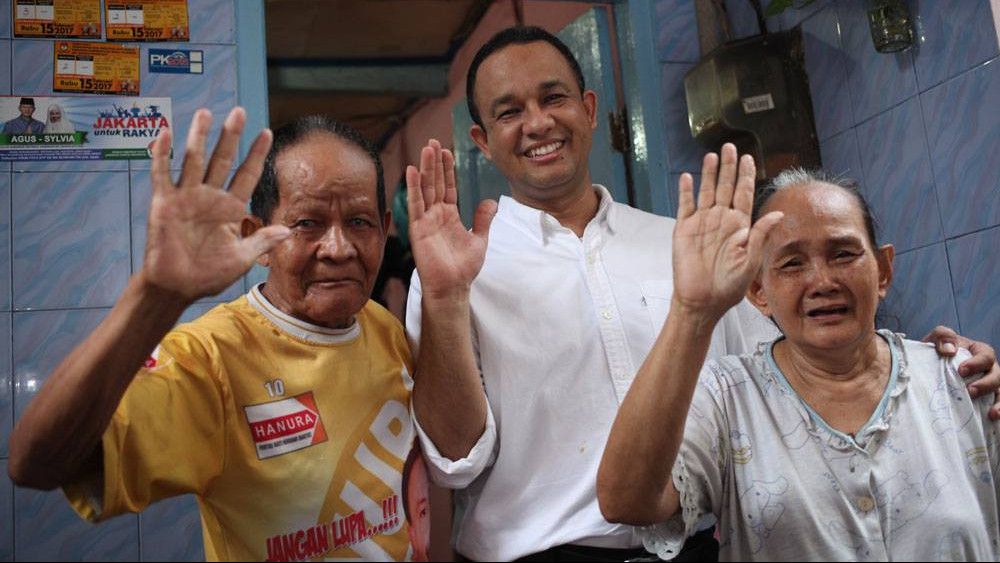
[141,108,289,303]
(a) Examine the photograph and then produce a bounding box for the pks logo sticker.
[244,392,328,460]
[148,49,203,74]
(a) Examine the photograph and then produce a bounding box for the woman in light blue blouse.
[597,149,999,561]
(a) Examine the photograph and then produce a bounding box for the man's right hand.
[406,139,497,301]
[408,140,497,462]
[141,108,290,303]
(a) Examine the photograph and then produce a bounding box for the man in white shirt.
[403,26,1000,562]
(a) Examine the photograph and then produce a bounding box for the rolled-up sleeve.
[406,271,498,488]
[413,402,498,488]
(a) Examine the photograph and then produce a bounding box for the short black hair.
[751,168,879,248]
[251,115,385,223]
[465,26,586,129]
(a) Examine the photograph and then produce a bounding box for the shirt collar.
[247,283,361,344]
[496,184,618,243]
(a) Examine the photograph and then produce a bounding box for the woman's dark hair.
[751,168,879,248]
[465,25,586,129]
[250,115,385,223]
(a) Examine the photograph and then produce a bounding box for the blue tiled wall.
[652,0,1000,345]
[0,0,264,560]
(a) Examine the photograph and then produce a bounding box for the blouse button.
[857,496,876,512]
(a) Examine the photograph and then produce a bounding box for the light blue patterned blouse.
[642,330,1000,561]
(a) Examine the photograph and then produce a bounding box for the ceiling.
[265,0,491,148]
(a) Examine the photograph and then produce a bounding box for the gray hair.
[751,167,879,248]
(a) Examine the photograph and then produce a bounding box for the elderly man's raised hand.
[141,108,290,303]
[671,143,783,320]
[406,139,497,301]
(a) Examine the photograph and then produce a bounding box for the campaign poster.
[106,0,189,42]
[13,0,102,39]
[0,95,172,161]
[53,41,140,95]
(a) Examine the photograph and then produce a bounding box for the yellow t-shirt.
[65,286,416,561]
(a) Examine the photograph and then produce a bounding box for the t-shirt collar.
[247,283,361,344]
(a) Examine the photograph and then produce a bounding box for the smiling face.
[255,132,388,328]
[748,182,894,353]
[18,104,34,119]
[469,41,597,205]
[48,107,62,122]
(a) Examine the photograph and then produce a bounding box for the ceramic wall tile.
[912,0,999,91]
[880,243,959,339]
[837,0,918,123]
[920,59,1000,238]
[855,96,942,252]
[947,226,1000,345]
[12,172,130,310]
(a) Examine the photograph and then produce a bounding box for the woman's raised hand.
[671,143,783,319]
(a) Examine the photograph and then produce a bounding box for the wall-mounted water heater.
[684,28,821,180]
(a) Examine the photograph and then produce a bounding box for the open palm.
[407,140,496,300]
[672,144,783,319]
[141,108,289,302]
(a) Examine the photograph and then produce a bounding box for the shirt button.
[857,496,876,512]
[587,253,596,264]
[601,310,613,320]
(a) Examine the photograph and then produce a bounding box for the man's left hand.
[924,325,1000,420]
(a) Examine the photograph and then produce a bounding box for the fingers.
[922,325,959,356]
[431,139,446,203]
[732,154,756,215]
[204,107,246,189]
[471,199,498,241]
[150,127,173,196]
[240,224,291,264]
[745,210,784,263]
[714,143,739,208]
[968,362,1000,398]
[419,145,436,209]
[227,129,273,203]
[697,152,718,209]
[960,339,998,379]
[677,173,695,220]
[443,149,458,205]
[406,165,424,221]
[178,109,212,188]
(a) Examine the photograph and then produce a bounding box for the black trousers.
[458,526,719,562]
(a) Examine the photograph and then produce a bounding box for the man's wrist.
[421,286,472,312]
[130,274,194,319]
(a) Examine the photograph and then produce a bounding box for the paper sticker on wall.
[0,95,172,161]
[106,0,189,42]
[53,41,140,95]
[13,0,102,38]
[149,48,203,74]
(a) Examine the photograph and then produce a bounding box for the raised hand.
[671,143,783,319]
[141,108,290,302]
[406,139,497,300]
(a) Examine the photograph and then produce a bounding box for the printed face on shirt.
[19,104,34,119]
[255,132,389,329]
[748,182,894,353]
[469,40,598,206]
[405,452,431,562]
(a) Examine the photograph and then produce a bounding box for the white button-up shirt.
[406,186,777,561]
